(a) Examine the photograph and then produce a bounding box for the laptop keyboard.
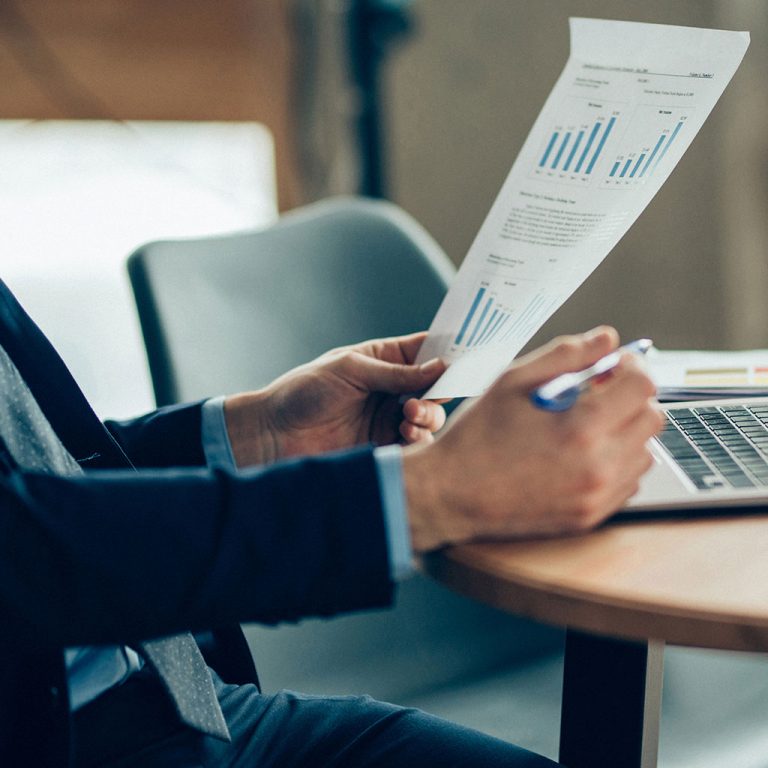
[658,405,768,490]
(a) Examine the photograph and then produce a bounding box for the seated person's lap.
[75,669,561,767]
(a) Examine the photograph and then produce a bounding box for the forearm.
[401,444,474,553]
[221,390,278,466]
[0,448,393,648]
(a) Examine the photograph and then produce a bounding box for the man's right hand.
[402,326,664,552]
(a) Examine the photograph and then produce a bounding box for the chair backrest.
[128,197,456,405]
[128,196,561,700]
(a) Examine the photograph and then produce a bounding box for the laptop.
[624,397,768,515]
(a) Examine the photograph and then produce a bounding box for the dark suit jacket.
[0,280,394,767]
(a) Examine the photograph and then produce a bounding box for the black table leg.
[559,629,664,768]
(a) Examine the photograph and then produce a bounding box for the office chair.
[127,195,563,740]
[128,197,455,405]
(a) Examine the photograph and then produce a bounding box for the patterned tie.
[0,345,230,741]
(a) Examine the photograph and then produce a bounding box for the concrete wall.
[383,0,765,351]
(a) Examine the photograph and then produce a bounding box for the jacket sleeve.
[104,400,208,468]
[0,446,394,649]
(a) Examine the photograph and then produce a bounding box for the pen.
[530,338,653,412]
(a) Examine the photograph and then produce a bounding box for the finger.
[339,351,447,395]
[402,398,447,432]
[598,448,656,519]
[578,447,655,529]
[595,353,657,401]
[613,400,665,444]
[393,332,429,364]
[399,421,436,445]
[360,332,429,365]
[576,357,657,432]
[502,326,619,391]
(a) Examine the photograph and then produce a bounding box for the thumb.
[507,326,619,390]
[343,352,447,395]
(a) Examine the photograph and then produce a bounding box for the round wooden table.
[423,514,768,768]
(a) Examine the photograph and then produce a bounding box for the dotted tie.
[0,345,230,741]
[140,635,230,740]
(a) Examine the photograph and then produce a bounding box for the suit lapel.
[0,280,133,469]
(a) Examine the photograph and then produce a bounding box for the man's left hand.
[223,332,448,467]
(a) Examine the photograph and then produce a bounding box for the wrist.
[223,390,279,467]
[402,443,475,553]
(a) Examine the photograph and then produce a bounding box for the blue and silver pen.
[530,338,653,412]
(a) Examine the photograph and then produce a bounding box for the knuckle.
[624,365,655,396]
[642,448,655,473]
[327,343,352,359]
[566,421,599,454]
[571,496,603,530]
[621,364,651,392]
[552,336,582,364]
[580,466,608,494]
[339,350,362,369]
[643,374,658,398]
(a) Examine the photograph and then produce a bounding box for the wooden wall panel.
[0,0,302,208]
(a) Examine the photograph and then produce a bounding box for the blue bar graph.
[539,132,560,167]
[479,311,507,346]
[563,130,584,171]
[585,116,616,174]
[640,134,666,177]
[629,153,646,177]
[500,295,546,343]
[652,121,684,173]
[619,159,632,178]
[467,298,494,347]
[454,287,486,345]
[610,160,620,177]
[552,132,572,170]
[574,122,602,173]
[486,314,510,344]
[474,309,498,346]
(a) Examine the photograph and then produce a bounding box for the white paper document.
[417,18,749,398]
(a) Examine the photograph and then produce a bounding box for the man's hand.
[403,327,664,552]
[223,332,448,466]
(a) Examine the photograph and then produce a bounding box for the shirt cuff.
[373,444,415,581]
[201,396,237,469]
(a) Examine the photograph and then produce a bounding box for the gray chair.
[127,196,563,708]
[129,196,453,403]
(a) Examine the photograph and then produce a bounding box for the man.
[0,278,661,767]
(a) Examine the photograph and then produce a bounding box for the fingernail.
[419,357,444,375]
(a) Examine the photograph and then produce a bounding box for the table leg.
[558,629,664,768]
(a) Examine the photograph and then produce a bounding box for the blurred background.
[4,4,768,764]
[2,0,768,417]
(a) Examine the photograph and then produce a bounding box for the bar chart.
[603,107,691,187]
[452,281,554,353]
[531,97,623,185]
[453,284,510,349]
